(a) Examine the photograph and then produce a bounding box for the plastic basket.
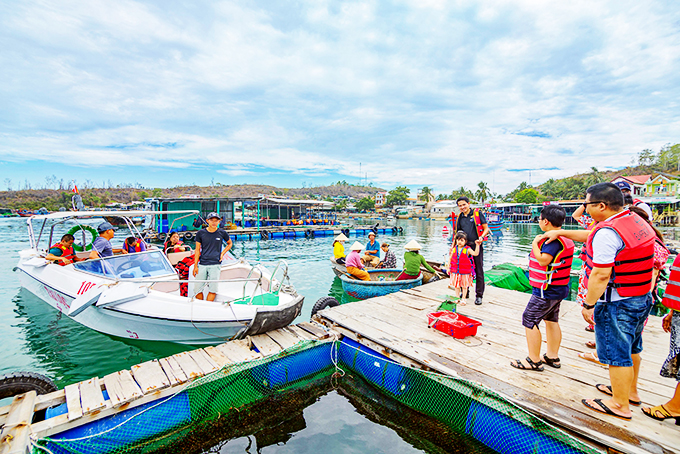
[427,311,482,339]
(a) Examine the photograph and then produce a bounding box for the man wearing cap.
[89,222,126,259]
[363,232,380,267]
[193,212,233,301]
[346,242,371,281]
[614,181,653,221]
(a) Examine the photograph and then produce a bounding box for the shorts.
[522,294,562,329]
[594,293,652,367]
[195,264,222,295]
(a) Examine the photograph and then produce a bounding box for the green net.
[484,264,532,293]
[32,339,599,454]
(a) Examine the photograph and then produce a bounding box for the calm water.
[0,217,547,452]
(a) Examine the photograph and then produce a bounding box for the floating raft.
[315,280,679,454]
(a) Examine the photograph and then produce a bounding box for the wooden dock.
[315,280,679,454]
[0,322,331,454]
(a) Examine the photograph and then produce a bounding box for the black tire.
[158,233,167,241]
[311,296,339,316]
[183,232,193,241]
[260,230,269,240]
[342,228,350,237]
[0,372,57,400]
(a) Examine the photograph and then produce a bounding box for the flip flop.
[642,405,680,424]
[582,399,632,421]
[595,384,641,406]
[578,352,605,366]
[585,341,596,349]
[585,325,594,332]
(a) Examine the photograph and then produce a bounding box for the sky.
[1,0,679,196]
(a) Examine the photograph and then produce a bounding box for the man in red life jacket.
[46,234,82,265]
[511,205,573,372]
[456,197,490,305]
[541,183,655,421]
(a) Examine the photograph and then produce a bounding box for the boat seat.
[75,251,90,259]
[151,281,180,293]
[167,251,193,266]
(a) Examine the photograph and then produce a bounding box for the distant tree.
[451,186,474,201]
[355,197,375,211]
[475,181,490,203]
[137,190,149,200]
[419,186,433,202]
[151,188,163,198]
[436,193,451,201]
[334,199,348,211]
[4,178,11,191]
[385,186,410,207]
[638,148,655,167]
[515,188,538,204]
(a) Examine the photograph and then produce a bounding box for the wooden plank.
[0,390,36,454]
[188,349,219,375]
[287,324,316,340]
[203,345,232,367]
[64,383,82,421]
[102,372,125,407]
[79,377,106,414]
[267,328,300,349]
[215,339,262,363]
[34,389,66,412]
[249,333,283,357]
[172,351,204,379]
[159,358,185,386]
[297,321,329,338]
[116,369,144,403]
[131,360,171,394]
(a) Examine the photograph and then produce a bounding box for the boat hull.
[339,270,422,300]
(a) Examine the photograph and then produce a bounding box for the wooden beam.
[0,391,36,454]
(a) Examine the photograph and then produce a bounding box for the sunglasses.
[583,201,605,206]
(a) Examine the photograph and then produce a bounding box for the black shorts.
[522,294,562,329]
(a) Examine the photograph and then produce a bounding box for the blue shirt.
[365,240,380,258]
[531,240,569,300]
[93,236,113,258]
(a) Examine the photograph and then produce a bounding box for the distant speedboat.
[15,210,304,344]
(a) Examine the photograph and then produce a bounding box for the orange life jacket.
[449,246,474,275]
[662,255,680,310]
[583,210,655,300]
[528,238,575,290]
[50,242,75,266]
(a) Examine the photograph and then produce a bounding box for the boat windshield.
[74,251,176,279]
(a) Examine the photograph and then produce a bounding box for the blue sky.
[1,0,679,195]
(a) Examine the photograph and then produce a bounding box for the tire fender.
[311,296,340,316]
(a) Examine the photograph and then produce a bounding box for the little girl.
[448,231,482,304]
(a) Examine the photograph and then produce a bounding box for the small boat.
[396,210,411,220]
[15,210,304,344]
[421,260,447,284]
[486,209,504,232]
[329,257,375,278]
[339,269,422,300]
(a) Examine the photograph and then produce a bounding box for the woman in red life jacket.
[46,234,81,266]
[164,231,188,254]
[448,231,481,305]
[124,237,147,254]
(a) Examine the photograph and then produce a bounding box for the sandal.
[542,354,561,368]
[642,405,680,425]
[582,398,631,420]
[595,384,641,406]
[510,357,544,371]
[585,341,596,349]
[585,325,594,332]
[578,352,605,366]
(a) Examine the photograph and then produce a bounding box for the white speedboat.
[14,211,304,344]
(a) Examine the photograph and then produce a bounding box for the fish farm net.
[31,338,600,454]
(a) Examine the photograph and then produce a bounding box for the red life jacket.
[583,210,655,300]
[50,242,75,266]
[528,238,574,290]
[456,209,487,242]
[662,255,680,310]
[449,246,474,275]
[126,241,143,253]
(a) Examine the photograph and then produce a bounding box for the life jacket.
[164,240,183,253]
[456,209,487,242]
[528,238,575,291]
[662,254,680,310]
[50,242,75,266]
[126,241,143,253]
[583,210,655,300]
[450,246,474,275]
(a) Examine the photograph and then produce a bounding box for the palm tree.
[419,186,434,202]
[476,181,490,203]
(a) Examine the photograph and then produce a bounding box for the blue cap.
[614,181,632,191]
[97,221,116,232]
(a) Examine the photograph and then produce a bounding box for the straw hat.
[334,233,349,242]
[349,241,364,251]
[404,240,422,251]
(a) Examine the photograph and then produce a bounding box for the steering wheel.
[114,259,143,275]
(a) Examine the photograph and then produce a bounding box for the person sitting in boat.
[89,222,127,259]
[345,242,371,281]
[333,233,348,265]
[377,242,397,269]
[397,240,436,281]
[164,231,189,254]
[123,236,147,254]
[45,234,83,266]
[363,232,380,267]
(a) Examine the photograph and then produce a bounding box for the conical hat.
[349,241,364,251]
[404,239,422,251]
[334,233,348,242]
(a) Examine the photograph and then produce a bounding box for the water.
[0,217,548,452]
